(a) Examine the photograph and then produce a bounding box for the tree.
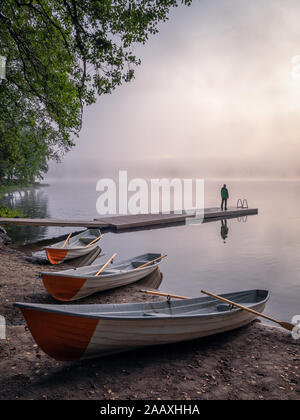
[0,0,192,183]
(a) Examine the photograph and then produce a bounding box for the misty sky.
[47,0,300,181]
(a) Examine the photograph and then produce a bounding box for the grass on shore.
[0,206,23,218]
[0,182,45,218]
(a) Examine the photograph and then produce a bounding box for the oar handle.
[135,255,167,270]
[140,289,190,300]
[201,290,278,324]
[62,232,72,248]
[95,253,117,277]
[85,234,104,248]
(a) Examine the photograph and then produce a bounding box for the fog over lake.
[46,0,300,183]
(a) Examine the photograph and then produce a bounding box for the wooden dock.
[201,207,258,221]
[0,218,110,228]
[0,207,257,231]
[94,213,187,230]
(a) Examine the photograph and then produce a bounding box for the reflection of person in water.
[220,219,229,243]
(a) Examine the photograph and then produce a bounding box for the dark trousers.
[221,199,227,210]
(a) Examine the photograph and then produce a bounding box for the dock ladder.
[237,198,248,209]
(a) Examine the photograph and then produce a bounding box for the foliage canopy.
[0,0,192,183]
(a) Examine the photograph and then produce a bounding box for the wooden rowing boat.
[40,253,164,301]
[14,289,269,361]
[44,229,102,264]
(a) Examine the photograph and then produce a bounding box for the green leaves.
[0,206,23,218]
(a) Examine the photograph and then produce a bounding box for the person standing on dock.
[221,184,229,211]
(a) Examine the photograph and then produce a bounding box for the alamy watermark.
[0,315,5,340]
[291,315,300,340]
[96,170,204,223]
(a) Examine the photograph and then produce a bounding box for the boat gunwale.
[44,229,102,251]
[44,242,100,252]
[14,290,269,321]
[40,253,163,278]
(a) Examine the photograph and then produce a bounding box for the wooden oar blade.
[279,321,296,332]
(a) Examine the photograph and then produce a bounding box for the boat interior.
[16,290,269,319]
[49,229,102,249]
[45,253,162,276]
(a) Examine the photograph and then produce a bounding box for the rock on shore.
[0,226,11,247]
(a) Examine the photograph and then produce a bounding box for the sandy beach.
[0,244,299,400]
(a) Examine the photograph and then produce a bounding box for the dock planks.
[202,207,258,220]
[0,207,257,231]
[94,212,187,230]
[0,218,110,228]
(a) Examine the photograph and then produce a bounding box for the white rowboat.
[40,253,164,301]
[44,229,102,264]
[14,289,269,361]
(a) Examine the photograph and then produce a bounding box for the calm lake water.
[1,179,300,325]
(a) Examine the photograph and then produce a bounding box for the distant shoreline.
[0,183,50,218]
[0,182,49,196]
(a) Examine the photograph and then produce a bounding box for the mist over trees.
[0,0,191,184]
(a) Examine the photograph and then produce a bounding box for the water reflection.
[137,268,163,290]
[2,180,300,323]
[220,219,229,243]
[1,187,50,244]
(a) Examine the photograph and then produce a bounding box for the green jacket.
[221,187,229,199]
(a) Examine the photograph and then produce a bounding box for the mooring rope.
[7,320,25,326]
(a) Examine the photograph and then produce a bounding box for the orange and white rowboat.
[40,253,164,301]
[44,229,102,264]
[14,289,269,361]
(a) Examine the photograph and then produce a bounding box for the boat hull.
[45,244,100,264]
[41,253,163,301]
[45,229,101,264]
[83,302,266,359]
[15,290,269,361]
[42,264,159,301]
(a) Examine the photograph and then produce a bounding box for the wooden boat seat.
[79,237,98,245]
[102,269,122,274]
[132,261,152,268]
[217,304,236,312]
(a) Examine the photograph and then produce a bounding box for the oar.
[141,288,297,333]
[61,232,72,248]
[201,289,296,332]
[135,255,167,270]
[95,253,117,277]
[85,234,104,248]
[140,289,189,299]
